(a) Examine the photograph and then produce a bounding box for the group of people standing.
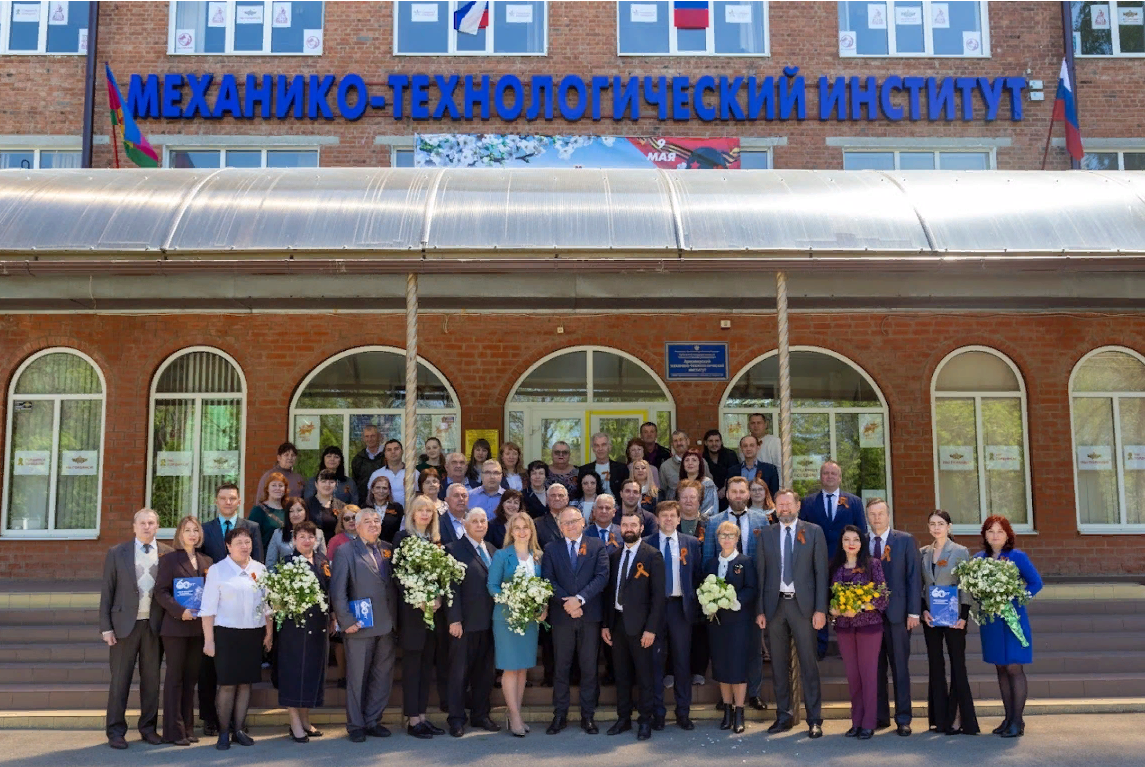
[99,417,1043,749]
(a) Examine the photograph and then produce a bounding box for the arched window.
[1070,346,1145,532]
[720,348,891,506]
[505,347,675,463]
[3,349,105,537]
[931,347,1032,532]
[147,348,245,529]
[290,347,460,479]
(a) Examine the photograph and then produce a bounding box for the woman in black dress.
[702,520,757,734]
[275,520,330,743]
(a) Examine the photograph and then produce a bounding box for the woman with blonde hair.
[499,441,528,492]
[630,459,662,508]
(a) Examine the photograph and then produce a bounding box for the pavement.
[0,715,1137,767]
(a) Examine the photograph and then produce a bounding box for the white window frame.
[0,0,88,55]
[1,348,106,540]
[1069,345,1145,534]
[930,346,1034,536]
[841,147,997,169]
[0,147,82,169]
[393,0,549,56]
[146,347,247,536]
[838,0,990,58]
[1081,148,1145,170]
[163,145,321,168]
[617,0,771,57]
[1074,1,1145,57]
[167,0,325,56]
[738,147,771,168]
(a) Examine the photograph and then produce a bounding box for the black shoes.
[448,724,464,738]
[607,718,632,736]
[844,726,860,737]
[215,731,230,751]
[857,728,874,740]
[288,727,309,743]
[305,727,324,737]
[676,715,694,730]
[473,716,501,732]
[232,730,255,746]
[748,696,767,711]
[651,714,666,731]
[365,725,391,737]
[715,700,727,712]
[637,721,652,741]
[732,707,746,734]
[546,713,568,734]
[875,719,892,729]
[767,718,793,734]
[808,723,823,739]
[107,735,128,750]
[992,719,1011,735]
[139,731,163,745]
[897,724,912,736]
[424,720,445,735]
[1000,721,1024,738]
[581,716,599,734]
[407,722,433,739]
[348,729,367,743]
[720,706,734,730]
[202,722,219,737]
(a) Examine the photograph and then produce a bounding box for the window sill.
[1,51,85,56]
[1075,53,1145,58]
[1077,526,1145,535]
[839,53,991,59]
[393,51,548,56]
[0,530,99,541]
[952,524,1035,537]
[167,51,323,56]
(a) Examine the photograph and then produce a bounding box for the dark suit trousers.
[106,619,161,738]
[690,622,709,677]
[162,635,203,742]
[766,599,822,725]
[923,623,979,732]
[198,653,218,727]
[653,598,693,717]
[552,618,600,717]
[435,614,452,709]
[611,618,655,722]
[878,616,913,725]
[447,628,495,726]
[402,629,437,717]
[539,622,555,682]
[345,634,396,732]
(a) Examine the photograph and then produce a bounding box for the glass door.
[533,411,586,464]
[590,410,649,462]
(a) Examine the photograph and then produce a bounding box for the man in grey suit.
[332,508,398,743]
[754,489,828,739]
[99,508,172,750]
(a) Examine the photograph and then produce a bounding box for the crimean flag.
[105,64,159,168]
[1051,59,1084,162]
[453,0,489,34]
[674,1,710,29]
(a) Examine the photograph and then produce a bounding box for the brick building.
[1,1,1144,578]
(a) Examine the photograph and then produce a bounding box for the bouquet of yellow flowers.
[830,581,888,618]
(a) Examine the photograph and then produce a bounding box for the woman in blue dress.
[487,511,547,737]
[974,515,1042,739]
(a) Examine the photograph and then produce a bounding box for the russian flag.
[1051,59,1083,161]
[674,0,709,29]
[454,0,489,34]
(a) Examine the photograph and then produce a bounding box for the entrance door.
[532,411,585,464]
[590,410,648,462]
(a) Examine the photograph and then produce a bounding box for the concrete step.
[0,608,101,626]
[0,643,109,663]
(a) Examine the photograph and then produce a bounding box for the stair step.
[0,609,101,626]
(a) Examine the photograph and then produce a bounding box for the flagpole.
[1040,115,1055,171]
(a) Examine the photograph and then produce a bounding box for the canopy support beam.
[404,272,419,504]
[776,269,802,725]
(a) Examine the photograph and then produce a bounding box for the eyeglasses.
[717,533,739,540]
[552,450,570,456]
[342,515,356,521]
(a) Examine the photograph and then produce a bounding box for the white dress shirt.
[659,531,682,597]
[731,510,751,552]
[466,534,490,564]
[870,528,890,557]
[514,554,537,578]
[717,552,736,579]
[614,541,640,610]
[779,522,797,594]
[200,556,269,629]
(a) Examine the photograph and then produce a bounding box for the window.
[739,149,770,169]
[169,0,324,55]
[2,1,90,54]
[3,349,104,538]
[618,1,769,55]
[166,147,319,168]
[393,148,415,167]
[931,347,1032,533]
[147,349,245,530]
[291,347,461,479]
[838,1,988,56]
[842,149,992,169]
[0,149,81,169]
[395,1,547,55]
[720,348,891,508]
[1073,1,1145,56]
[1070,347,1145,531]
[1082,149,1145,170]
[506,347,674,464]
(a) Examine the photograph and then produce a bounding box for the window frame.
[838,0,991,58]
[1,348,106,540]
[393,0,549,57]
[145,346,247,536]
[1074,1,1145,58]
[1081,148,1145,170]
[841,147,997,170]
[0,0,91,55]
[738,147,771,169]
[930,346,1034,536]
[1069,345,1145,534]
[616,0,771,57]
[0,147,82,169]
[163,146,321,168]
[167,0,325,56]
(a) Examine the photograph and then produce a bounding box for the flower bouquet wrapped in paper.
[953,556,1032,647]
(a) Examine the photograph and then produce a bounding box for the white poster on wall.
[236,4,264,23]
[793,454,825,482]
[411,3,438,22]
[506,4,533,23]
[867,2,887,30]
[78,27,87,53]
[174,28,196,52]
[1123,445,1145,470]
[48,1,67,25]
[303,28,322,52]
[1090,4,1111,30]
[894,5,922,25]
[13,450,50,475]
[931,2,949,28]
[156,451,194,477]
[12,3,41,23]
[859,414,884,448]
[271,1,292,28]
[202,450,239,476]
[839,30,857,54]
[1119,6,1144,25]
[985,445,1021,471]
[939,446,975,471]
[207,1,227,27]
[1076,445,1113,471]
[630,3,657,23]
[725,4,752,24]
[294,416,320,450]
[61,450,99,476]
[962,30,982,55]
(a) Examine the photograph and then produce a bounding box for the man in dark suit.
[540,507,610,735]
[638,421,671,468]
[866,498,922,736]
[99,508,173,749]
[616,479,659,535]
[439,483,469,545]
[331,508,399,742]
[645,501,702,731]
[578,432,629,498]
[444,509,501,737]
[534,483,571,687]
[603,510,665,741]
[755,489,829,739]
[587,495,622,550]
[731,435,780,499]
[797,460,865,657]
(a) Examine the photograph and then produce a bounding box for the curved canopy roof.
[0,168,1142,260]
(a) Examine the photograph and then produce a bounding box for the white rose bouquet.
[493,565,553,636]
[697,574,741,624]
[392,535,467,628]
[261,558,327,630]
[952,556,1033,647]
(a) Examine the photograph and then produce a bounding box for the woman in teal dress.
[487,511,547,737]
[974,515,1043,739]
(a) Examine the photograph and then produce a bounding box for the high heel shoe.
[1000,721,1023,738]
[215,729,231,751]
[507,716,527,737]
[288,727,310,743]
[992,719,1011,735]
[719,705,733,730]
[732,707,746,734]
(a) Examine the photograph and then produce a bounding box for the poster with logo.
[61,450,99,476]
[272,1,291,27]
[78,28,87,53]
[867,2,887,30]
[208,1,227,26]
[839,30,857,54]
[294,416,320,450]
[236,3,264,23]
[962,30,982,55]
[1120,5,1144,25]
[174,577,204,616]
[985,445,1021,471]
[1123,446,1145,470]
[12,3,40,22]
[415,134,740,169]
[13,450,50,476]
[793,454,824,482]
[859,414,884,448]
[465,429,499,459]
[506,4,533,23]
[175,28,196,52]
[894,4,921,25]
[630,3,657,23]
[725,4,751,24]
[202,450,239,476]
[411,3,438,22]
[156,451,194,477]
[939,446,974,471]
[48,1,67,25]
[1076,445,1113,471]
[931,2,949,28]
[303,29,322,52]
[1090,4,1111,29]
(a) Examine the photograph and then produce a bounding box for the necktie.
[142,543,151,554]
[223,519,232,537]
[783,526,794,584]
[478,545,490,567]
[617,549,631,608]
[369,544,383,572]
[569,540,577,568]
[873,535,883,561]
[663,537,674,595]
[826,494,835,521]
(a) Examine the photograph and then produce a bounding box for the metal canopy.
[0,168,1143,260]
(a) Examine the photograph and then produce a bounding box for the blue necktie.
[783,526,794,584]
[142,543,151,554]
[568,540,577,568]
[478,545,490,567]
[663,536,674,595]
[826,494,835,521]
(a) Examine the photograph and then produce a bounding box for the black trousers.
[653,598,693,717]
[923,623,979,733]
[106,619,161,738]
[539,622,555,682]
[690,621,709,677]
[198,652,218,727]
[447,628,496,726]
[611,619,655,723]
[552,619,600,717]
[766,598,822,725]
[401,631,437,717]
[435,613,452,709]
[162,635,203,742]
[878,617,913,725]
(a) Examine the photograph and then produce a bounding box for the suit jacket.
[644,530,702,625]
[703,447,740,504]
[701,508,770,564]
[730,460,780,498]
[584,522,622,551]
[330,535,397,639]
[642,442,672,468]
[701,553,757,626]
[612,507,659,536]
[873,529,923,623]
[446,537,499,631]
[438,511,466,546]
[523,489,548,520]
[541,535,610,626]
[201,515,264,565]
[578,460,629,498]
[535,511,563,550]
[99,540,174,638]
[920,539,973,617]
[798,490,866,559]
[755,520,828,620]
[603,543,666,637]
[154,548,215,637]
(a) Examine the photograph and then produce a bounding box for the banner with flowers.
[415,133,740,169]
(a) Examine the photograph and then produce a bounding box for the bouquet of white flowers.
[392,535,467,628]
[697,574,741,624]
[493,565,553,636]
[952,556,1033,647]
[261,558,327,630]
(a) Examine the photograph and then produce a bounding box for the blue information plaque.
[928,585,960,627]
[665,343,729,381]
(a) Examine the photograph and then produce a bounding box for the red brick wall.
[1,310,1143,577]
